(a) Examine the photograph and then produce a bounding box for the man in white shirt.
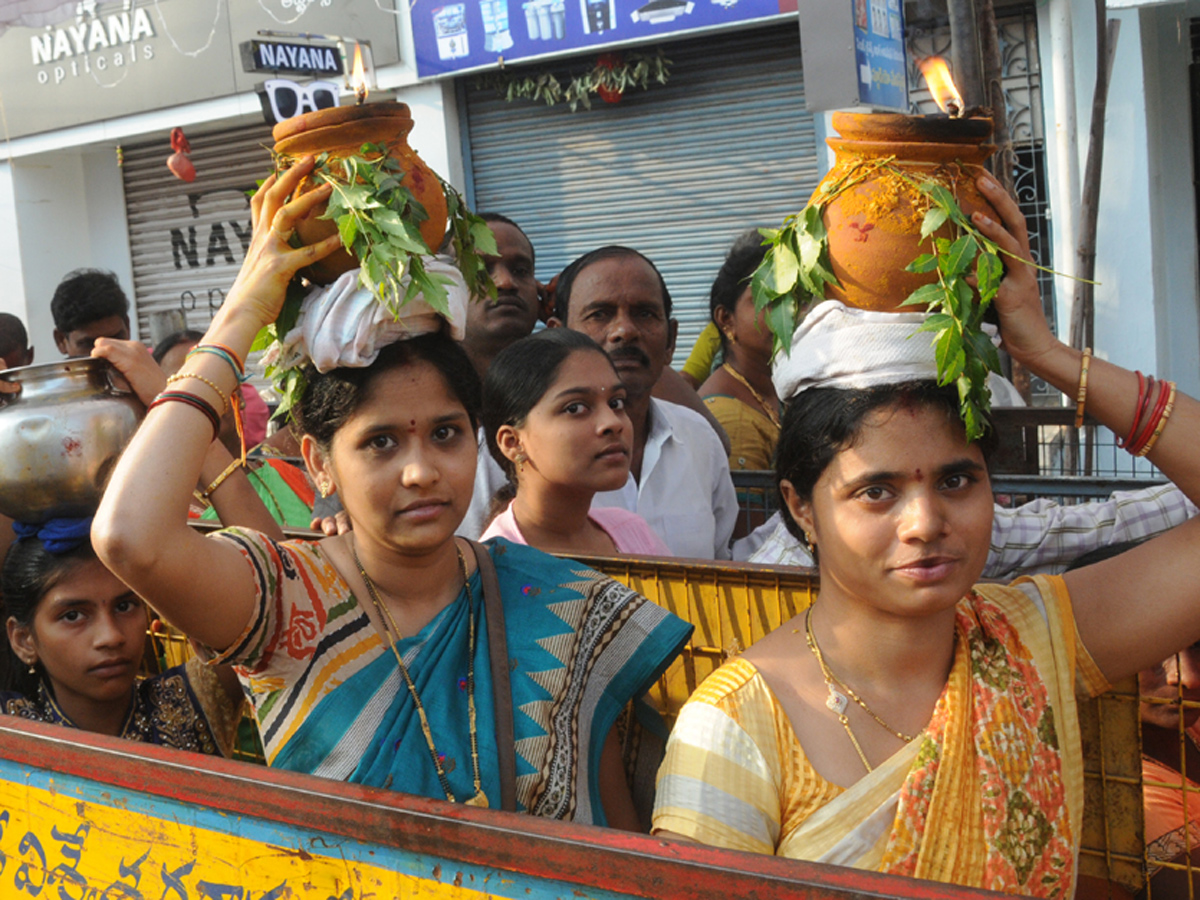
[549,246,737,559]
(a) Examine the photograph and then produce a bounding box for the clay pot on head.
[815,112,998,312]
[271,103,449,285]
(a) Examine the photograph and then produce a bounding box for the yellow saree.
[653,575,1110,898]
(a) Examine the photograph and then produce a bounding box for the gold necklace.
[722,362,781,428]
[804,606,915,774]
[353,541,488,808]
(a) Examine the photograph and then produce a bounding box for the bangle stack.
[1116,372,1177,457]
[147,343,250,463]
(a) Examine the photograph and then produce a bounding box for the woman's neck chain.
[804,606,915,774]
[353,541,488,808]
[722,362,781,428]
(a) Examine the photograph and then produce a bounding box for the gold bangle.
[200,456,243,501]
[1138,381,1177,457]
[1074,348,1092,429]
[167,371,230,416]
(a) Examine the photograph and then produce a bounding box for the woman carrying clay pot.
[92,158,690,829]
[652,176,1200,897]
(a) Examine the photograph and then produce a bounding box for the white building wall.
[1141,1,1200,398]
[1041,0,1200,398]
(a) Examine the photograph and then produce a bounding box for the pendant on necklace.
[825,682,849,715]
[465,789,490,809]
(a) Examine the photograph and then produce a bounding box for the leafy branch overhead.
[750,160,1020,441]
[476,49,671,111]
[254,142,498,420]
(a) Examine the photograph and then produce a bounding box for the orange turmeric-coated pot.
[272,103,448,285]
[816,112,998,312]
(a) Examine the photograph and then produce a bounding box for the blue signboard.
[412,0,793,78]
[852,0,906,108]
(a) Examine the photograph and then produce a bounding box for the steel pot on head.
[0,357,144,524]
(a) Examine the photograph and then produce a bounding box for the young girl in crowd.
[0,528,243,754]
[480,329,670,556]
[653,176,1200,896]
[92,159,690,828]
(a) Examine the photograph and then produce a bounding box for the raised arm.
[92,160,339,650]
[975,176,1200,683]
[89,338,284,542]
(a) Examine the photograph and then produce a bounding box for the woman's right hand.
[221,157,341,330]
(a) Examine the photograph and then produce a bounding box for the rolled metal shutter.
[462,22,818,361]
[122,123,276,348]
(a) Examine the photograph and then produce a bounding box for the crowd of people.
[0,160,1199,896]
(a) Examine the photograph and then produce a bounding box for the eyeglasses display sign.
[258,79,341,124]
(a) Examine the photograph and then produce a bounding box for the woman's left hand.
[971,175,1059,369]
[91,338,167,407]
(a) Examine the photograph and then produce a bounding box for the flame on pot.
[918,57,963,116]
[351,43,367,105]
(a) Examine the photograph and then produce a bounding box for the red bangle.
[1128,378,1171,456]
[1118,372,1151,449]
[203,341,245,374]
[148,390,221,440]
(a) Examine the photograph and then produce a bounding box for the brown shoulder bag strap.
[468,539,517,813]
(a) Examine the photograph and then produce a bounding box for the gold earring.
[319,482,330,498]
[514,452,527,474]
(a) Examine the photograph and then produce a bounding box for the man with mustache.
[549,246,737,559]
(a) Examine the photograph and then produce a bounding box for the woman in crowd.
[0,528,243,755]
[699,230,779,473]
[92,158,691,828]
[0,336,256,752]
[479,329,670,556]
[653,175,1200,897]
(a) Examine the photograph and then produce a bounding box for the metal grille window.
[907,6,1056,407]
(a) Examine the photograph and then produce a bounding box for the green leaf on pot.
[940,234,979,278]
[976,250,1003,302]
[905,253,938,274]
[920,206,949,240]
[901,283,944,309]
[771,242,800,295]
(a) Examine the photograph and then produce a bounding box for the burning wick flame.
[351,43,367,105]
[918,57,963,117]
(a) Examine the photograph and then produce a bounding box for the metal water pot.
[0,358,144,523]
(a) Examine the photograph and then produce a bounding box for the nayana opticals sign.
[412,0,794,78]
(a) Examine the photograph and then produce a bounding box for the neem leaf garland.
[253,142,498,420]
[751,159,1012,442]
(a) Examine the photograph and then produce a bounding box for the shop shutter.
[462,22,818,363]
[122,123,275,348]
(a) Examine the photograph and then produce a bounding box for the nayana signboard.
[411,0,795,78]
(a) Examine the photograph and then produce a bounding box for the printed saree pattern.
[211,531,690,826]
